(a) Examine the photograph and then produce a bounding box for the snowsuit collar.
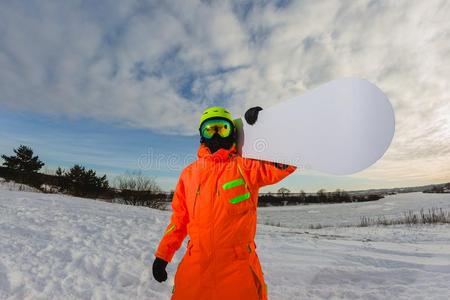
[197,143,238,161]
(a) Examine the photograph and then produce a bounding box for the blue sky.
[0,109,199,190]
[1,1,449,192]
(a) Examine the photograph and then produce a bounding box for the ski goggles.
[200,119,233,139]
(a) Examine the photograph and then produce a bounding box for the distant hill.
[347,182,450,195]
[422,182,450,193]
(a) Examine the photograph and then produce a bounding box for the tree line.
[423,183,450,194]
[259,188,383,206]
[0,145,168,208]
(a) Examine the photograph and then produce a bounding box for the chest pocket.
[222,164,255,216]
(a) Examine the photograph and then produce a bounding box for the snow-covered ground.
[0,178,40,193]
[259,192,450,228]
[0,185,449,299]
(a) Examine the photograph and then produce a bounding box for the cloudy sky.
[1,0,449,192]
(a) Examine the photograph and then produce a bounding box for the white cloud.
[1,0,449,182]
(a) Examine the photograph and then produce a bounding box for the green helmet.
[198,106,234,129]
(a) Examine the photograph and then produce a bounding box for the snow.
[0,188,449,299]
[0,178,40,193]
[258,192,450,228]
[258,225,450,299]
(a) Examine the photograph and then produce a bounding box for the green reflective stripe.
[222,178,245,190]
[164,224,175,235]
[229,192,251,204]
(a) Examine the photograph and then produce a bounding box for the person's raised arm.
[240,158,296,188]
[242,106,297,187]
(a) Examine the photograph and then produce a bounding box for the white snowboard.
[235,77,395,175]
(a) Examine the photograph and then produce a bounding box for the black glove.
[244,106,263,125]
[152,257,168,282]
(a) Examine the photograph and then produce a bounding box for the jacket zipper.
[193,184,200,218]
[237,162,249,191]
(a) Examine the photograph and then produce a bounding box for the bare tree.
[299,189,306,202]
[277,187,290,195]
[317,188,327,202]
[114,170,161,193]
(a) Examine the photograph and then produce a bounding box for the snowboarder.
[152,106,296,299]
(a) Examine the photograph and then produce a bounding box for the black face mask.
[201,133,235,153]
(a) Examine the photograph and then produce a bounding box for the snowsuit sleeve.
[154,172,189,263]
[239,158,297,188]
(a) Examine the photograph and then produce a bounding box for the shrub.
[113,171,165,207]
[358,208,450,227]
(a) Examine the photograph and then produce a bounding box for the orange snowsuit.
[155,143,296,299]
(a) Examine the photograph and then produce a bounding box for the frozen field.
[0,184,449,299]
[258,192,450,228]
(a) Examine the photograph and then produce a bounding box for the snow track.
[0,189,449,299]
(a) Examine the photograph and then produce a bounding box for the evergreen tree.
[1,145,44,173]
[65,164,109,196]
[55,167,64,177]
